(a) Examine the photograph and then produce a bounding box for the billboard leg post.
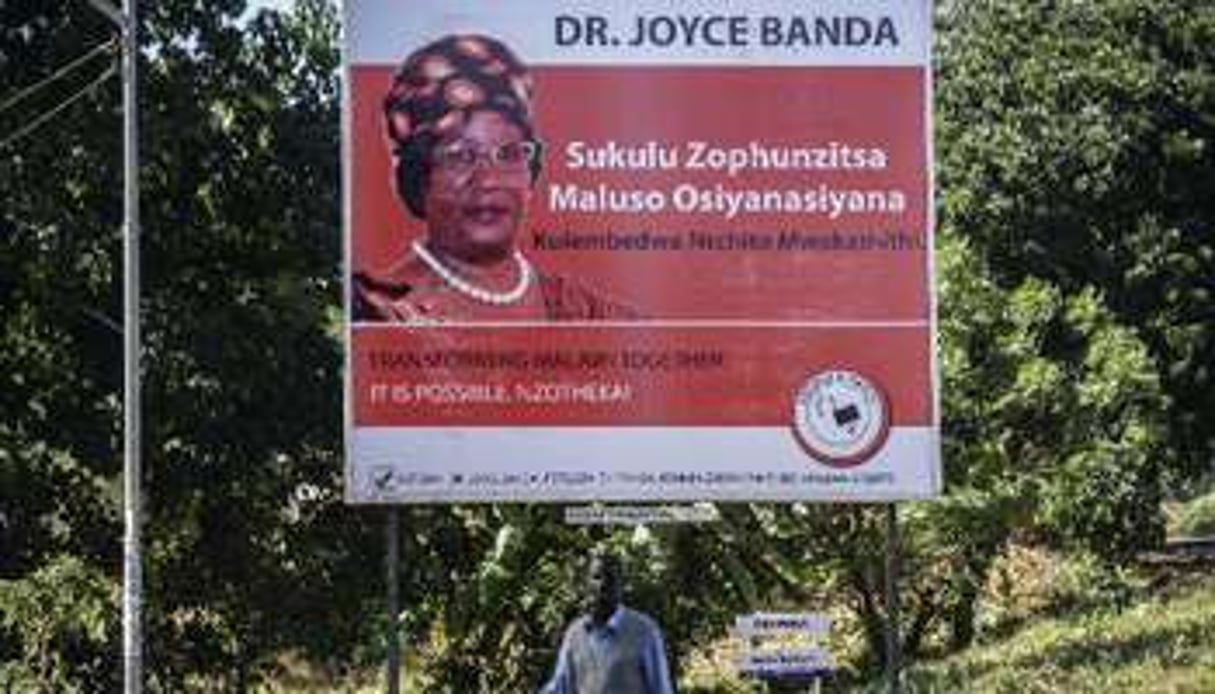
[386,507,401,694]
[883,503,902,694]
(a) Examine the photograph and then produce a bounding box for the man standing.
[542,551,674,693]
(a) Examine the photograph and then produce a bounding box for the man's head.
[584,550,623,625]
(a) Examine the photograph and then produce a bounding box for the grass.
[904,575,1215,693]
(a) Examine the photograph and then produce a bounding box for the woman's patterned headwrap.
[383,35,539,218]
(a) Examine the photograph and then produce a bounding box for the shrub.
[1172,491,1215,538]
[0,555,118,693]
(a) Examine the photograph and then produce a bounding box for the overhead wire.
[0,62,118,151]
[0,37,118,118]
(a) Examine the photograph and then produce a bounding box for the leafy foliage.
[3,0,382,689]
[0,556,118,693]
[936,0,1215,483]
[1170,491,1215,537]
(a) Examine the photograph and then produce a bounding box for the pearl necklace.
[411,240,533,306]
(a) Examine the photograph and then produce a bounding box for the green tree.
[936,0,1215,485]
[3,0,384,689]
[2,2,128,689]
[900,232,1165,654]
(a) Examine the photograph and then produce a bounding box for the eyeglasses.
[431,140,541,176]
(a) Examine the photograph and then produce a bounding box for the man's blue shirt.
[542,606,674,694]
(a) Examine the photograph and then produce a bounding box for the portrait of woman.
[353,34,634,323]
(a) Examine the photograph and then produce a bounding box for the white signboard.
[343,0,939,503]
[735,612,832,637]
[737,647,832,677]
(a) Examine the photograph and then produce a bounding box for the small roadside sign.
[734,610,833,685]
[735,612,831,637]
[737,647,832,678]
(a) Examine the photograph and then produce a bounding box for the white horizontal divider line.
[352,320,930,329]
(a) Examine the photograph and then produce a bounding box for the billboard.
[343,0,939,503]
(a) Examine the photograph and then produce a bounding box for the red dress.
[352,262,637,322]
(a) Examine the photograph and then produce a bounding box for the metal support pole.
[117,0,142,690]
[386,508,401,694]
[883,504,901,694]
[88,3,141,689]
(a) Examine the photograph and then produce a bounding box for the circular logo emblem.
[792,370,890,467]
